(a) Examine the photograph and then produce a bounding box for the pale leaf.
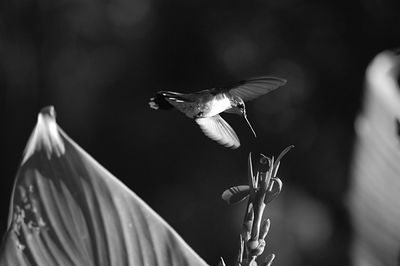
[0,107,208,266]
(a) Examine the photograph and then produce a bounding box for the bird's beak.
[243,112,257,138]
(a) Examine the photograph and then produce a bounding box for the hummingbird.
[149,76,286,149]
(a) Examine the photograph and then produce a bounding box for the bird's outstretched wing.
[228,76,286,102]
[195,115,240,149]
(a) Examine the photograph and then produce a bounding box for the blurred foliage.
[2,0,400,265]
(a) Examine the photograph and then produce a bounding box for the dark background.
[2,0,400,265]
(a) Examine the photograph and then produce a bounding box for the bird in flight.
[149,76,286,149]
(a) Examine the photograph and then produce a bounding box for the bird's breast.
[202,94,232,117]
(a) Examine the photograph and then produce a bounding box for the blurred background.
[2,0,400,265]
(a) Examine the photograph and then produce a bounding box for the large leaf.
[0,106,208,266]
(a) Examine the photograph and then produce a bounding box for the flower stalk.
[220,146,293,266]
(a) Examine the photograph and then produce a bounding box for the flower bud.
[248,239,266,257]
[218,257,226,266]
[262,253,275,266]
[260,219,270,240]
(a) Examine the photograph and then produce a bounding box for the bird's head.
[232,96,257,138]
[232,97,246,115]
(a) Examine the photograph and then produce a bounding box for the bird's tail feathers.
[149,91,186,110]
[149,93,171,110]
